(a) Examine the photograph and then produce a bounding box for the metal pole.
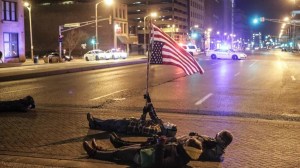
[146,18,152,95]
[59,26,62,59]
[95,3,99,50]
[144,16,148,55]
[28,7,34,61]
[231,0,235,49]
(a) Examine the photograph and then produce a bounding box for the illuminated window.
[2,1,17,21]
[3,33,19,58]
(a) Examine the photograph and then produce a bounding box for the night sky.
[236,0,295,36]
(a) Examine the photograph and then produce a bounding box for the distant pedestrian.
[0,96,35,112]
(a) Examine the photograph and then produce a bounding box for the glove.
[189,132,198,136]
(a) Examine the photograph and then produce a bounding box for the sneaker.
[83,141,96,157]
[24,96,35,109]
[87,113,96,129]
[109,134,124,148]
[110,132,120,139]
[92,138,103,151]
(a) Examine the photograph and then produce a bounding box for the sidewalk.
[0,55,147,82]
[0,53,299,167]
[0,107,299,168]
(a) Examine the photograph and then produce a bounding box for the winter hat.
[216,130,233,147]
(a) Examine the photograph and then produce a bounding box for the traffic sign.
[64,23,80,28]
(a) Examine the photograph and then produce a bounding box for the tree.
[63,30,88,57]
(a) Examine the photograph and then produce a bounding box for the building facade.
[0,0,25,63]
[120,0,190,54]
[188,0,205,48]
[28,0,128,56]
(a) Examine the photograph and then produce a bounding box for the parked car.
[180,44,201,56]
[43,52,73,63]
[83,50,108,61]
[105,48,127,59]
[43,52,60,63]
[206,49,247,60]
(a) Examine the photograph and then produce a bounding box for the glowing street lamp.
[143,12,157,54]
[24,2,34,61]
[95,0,113,49]
[284,17,290,22]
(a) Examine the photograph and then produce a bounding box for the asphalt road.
[0,49,299,121]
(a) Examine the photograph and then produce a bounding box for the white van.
[180,44,200,56]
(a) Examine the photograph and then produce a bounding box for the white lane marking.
[90,89,127,101]
[234,72,240,77]
[195,93,213,106]
[291,76,296,81]
[282,113,300,117]
[249,61,257,67]
[1,87,44,94]
[113,98,126,101]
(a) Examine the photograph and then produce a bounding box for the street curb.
[0,59,147,82]
[0,154,126,168]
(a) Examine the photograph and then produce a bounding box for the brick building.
[0,0,25,63]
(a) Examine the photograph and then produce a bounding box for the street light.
[95,0,113,50]
[284,17,290,22]
[24,2,34,61]
[143,12,157,54]
[207,28,212,50]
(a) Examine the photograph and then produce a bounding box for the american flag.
[150,24,204,75]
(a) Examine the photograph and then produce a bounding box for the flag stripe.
[154,26,204,73]
[162,48,194,74]
[154,34,201,74]
[155,36,198,72]
[150,24,204,75]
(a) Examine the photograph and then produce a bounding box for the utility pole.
[231,0,235,49]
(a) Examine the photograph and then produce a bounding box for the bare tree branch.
[63,30,88,57]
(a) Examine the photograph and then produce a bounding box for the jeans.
[93,118,130,133]
[93,144,141,163]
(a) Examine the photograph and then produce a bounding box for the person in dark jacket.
[109,130,233,162]
[83,136,202,168]
[0,96,35,112]
[87,94,177,137]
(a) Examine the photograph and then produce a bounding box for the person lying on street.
[108,130,233,162]
[87,94,177,137]
[0,96,35,112]
[83,136,202,168]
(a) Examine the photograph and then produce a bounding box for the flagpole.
[145,18,152,96]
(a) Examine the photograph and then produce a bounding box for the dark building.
[120,0,190,47]
[188,0,205,48]
[27,0,128,56]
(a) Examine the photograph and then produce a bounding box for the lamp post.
[143,12,157,55]
[95,0,113,50]
[207,28,212,50]
[24,2,33,61]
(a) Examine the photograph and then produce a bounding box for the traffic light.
[253,18,259,24]
[91,39,95,45]
[191,33,198,39]
[58,35,63,42]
